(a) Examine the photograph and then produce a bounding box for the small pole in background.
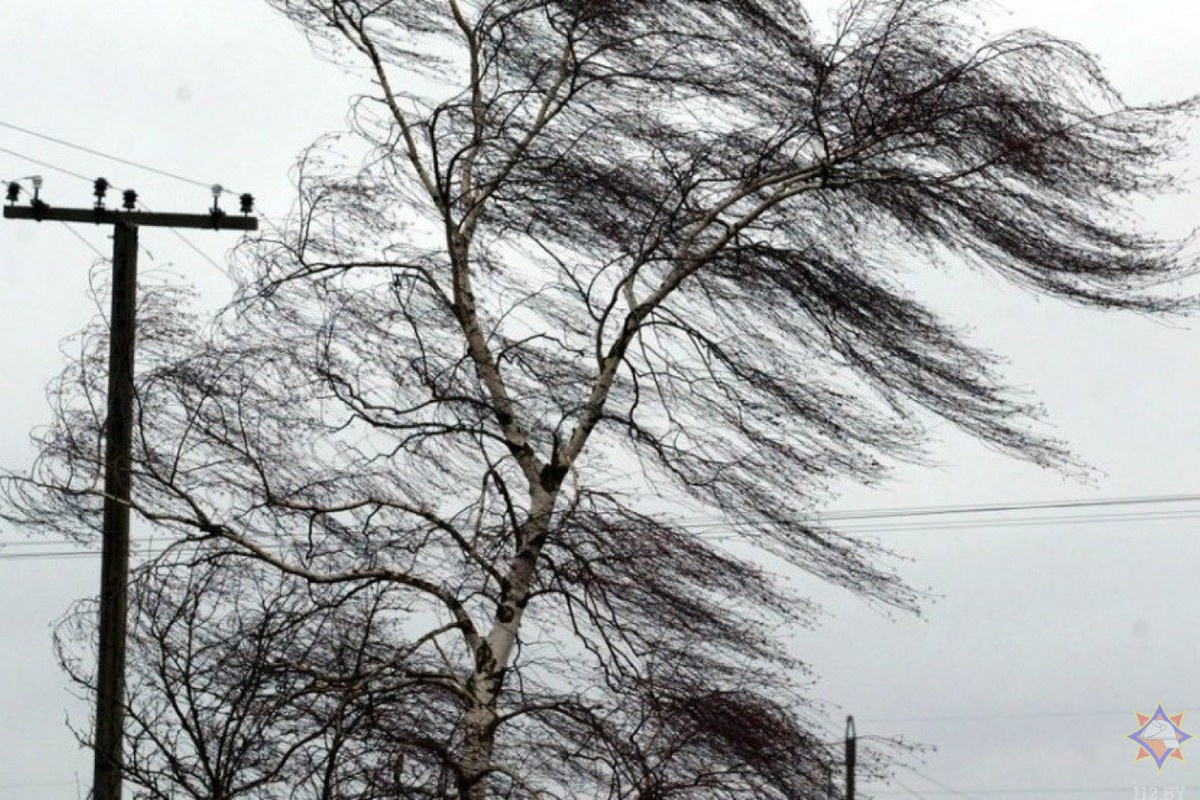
[845,715,857,800]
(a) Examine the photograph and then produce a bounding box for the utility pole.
[845,715,857,800]
[4,178,256,800]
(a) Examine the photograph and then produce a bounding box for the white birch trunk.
[458,489,555,798]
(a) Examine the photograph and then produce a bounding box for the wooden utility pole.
[4,179,256,800]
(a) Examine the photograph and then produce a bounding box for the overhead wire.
[0,779,79,791]
[57,222,108,261]
[162,224,236,282]
[812,491,1200,522]
[861,706,1198,724]
[868,787,1200,797]
[3,490,1200,562]
[905,768,975,799]
[0,145,94,183]
[580,493,1200,536]
[0,118,234,194]
[891,778,931,799]
[634,492,1200,541]
[819,507,1200,536]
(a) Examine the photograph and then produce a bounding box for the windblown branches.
[57,558,469,800]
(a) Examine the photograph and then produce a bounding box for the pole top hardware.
[209,184,226,228]
[28,175,47,219]
[94,178,109,210]
[4,184,257,231]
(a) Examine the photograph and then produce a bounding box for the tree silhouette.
[4,0,1195,796]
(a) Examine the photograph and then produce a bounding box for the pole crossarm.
[4,205,258,230]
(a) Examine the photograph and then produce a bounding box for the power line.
[891,778,931,799]
[862,706,1198,725]
[0,118,234,194]
[0,145,94,183]
[830,508,1200,536]
[906,769,972,799]
[652,492,1200,539]
[666,496,1200,538]
[4,490,1200,562]
[592,494,1200,535]
[163,224,235,282]
[0,779,79,792]
[58,222,108,261]
[801,491,1200,523]
[0,549,110,561]
[868,788,1200,797]
[684,508,1200,541]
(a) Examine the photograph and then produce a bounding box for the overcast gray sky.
[2,2,1198,798]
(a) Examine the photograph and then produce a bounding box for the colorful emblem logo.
[1128,705,1192,769]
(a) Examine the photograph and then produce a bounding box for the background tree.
[55,555,398,800]
[4,0,1196,796]
[61,544,555,800]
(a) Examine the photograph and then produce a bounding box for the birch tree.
[4,0,1196,796]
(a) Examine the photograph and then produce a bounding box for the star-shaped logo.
[1128,704,1192,770]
